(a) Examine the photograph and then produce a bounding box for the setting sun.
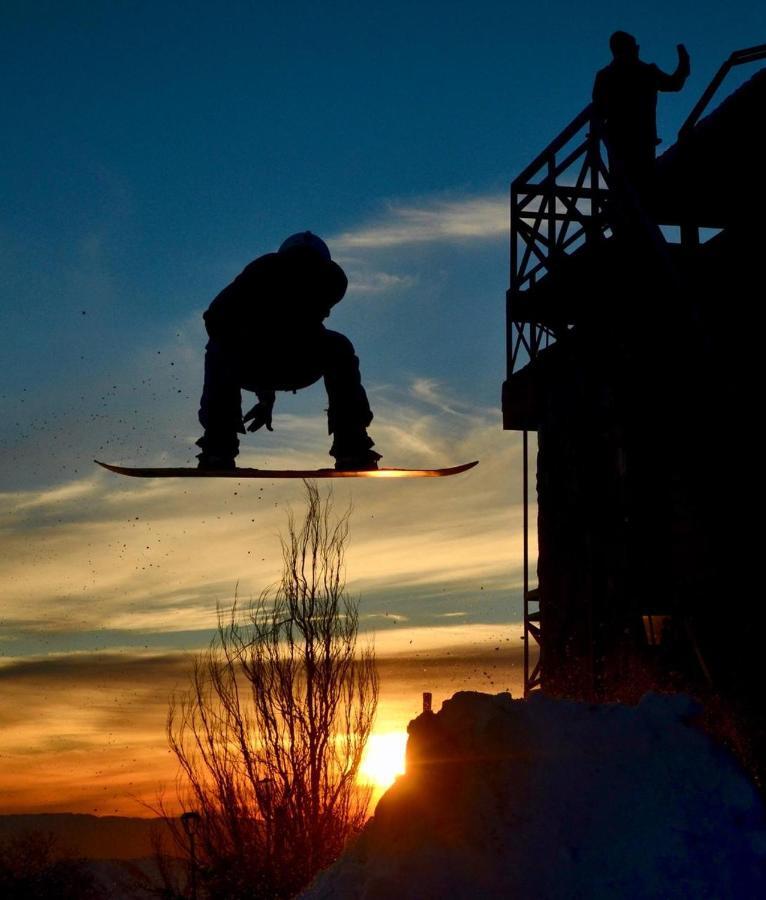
[359,731,409,789]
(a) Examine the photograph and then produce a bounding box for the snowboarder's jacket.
[203,247,348,349]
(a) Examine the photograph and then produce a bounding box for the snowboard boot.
[195,434,238,471]
[196,452,236,471]
[333,448,382,472]
[330,430,381,472]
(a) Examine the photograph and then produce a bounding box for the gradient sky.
[2,1,764,814]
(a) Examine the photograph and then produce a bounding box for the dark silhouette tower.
[503,46,766,753]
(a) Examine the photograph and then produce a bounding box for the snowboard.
[95,460,479,479]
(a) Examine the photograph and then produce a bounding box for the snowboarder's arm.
[656,44,690,92]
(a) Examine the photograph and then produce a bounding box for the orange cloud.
[0,635,526,815]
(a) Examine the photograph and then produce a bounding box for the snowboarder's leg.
[320,329,381,470]
[196,339,243,469]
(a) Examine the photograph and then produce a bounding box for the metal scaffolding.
[506,45,766,698]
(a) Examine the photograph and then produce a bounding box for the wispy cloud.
[0,381,524,644]
[332,194,508,250]
[3,478,101,514]
[348,271,418,295]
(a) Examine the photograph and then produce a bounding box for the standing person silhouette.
[593,32,690,198]
[196,232,381,471]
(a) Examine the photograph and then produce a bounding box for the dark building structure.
[503,46,766,775]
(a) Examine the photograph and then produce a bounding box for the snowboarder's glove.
[243,392,275,432]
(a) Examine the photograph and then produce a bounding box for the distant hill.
[0,813,177,861]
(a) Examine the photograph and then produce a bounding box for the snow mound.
[305,691,766,899]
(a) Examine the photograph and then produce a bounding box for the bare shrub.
[167,482,378,898]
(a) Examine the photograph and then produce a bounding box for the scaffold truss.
[509,45,766,699]
[507,106,610,378]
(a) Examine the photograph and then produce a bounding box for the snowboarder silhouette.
[593,32,690,197]
[196,232,381,471]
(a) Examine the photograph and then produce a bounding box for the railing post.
[547,152,557,266]
[586,112,601,245]
[509,182,517,382]
[680,223,700,248]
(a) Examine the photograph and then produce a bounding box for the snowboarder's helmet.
[278,231,331,261]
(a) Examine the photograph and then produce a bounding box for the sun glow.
[359,731,408,789]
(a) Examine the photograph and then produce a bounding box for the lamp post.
[180,810,201,900]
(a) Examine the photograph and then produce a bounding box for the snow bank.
[304,691,766,899]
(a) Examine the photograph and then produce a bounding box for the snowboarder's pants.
[198,328,373,458]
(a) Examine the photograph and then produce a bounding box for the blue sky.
[1,1,764,812]
[4,0,763,454]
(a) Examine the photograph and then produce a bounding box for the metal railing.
[679,43,766,140]
[507,105,611,380]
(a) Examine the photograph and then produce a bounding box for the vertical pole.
[510,184,517,313]
[523,429,530,696]
[509,182,517,381]
[180,811,201,900]
[588,112,598,244]
[547,153,556,260]
[680,223,699,248]
[189,833,197,900]
[542,152,556,358]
